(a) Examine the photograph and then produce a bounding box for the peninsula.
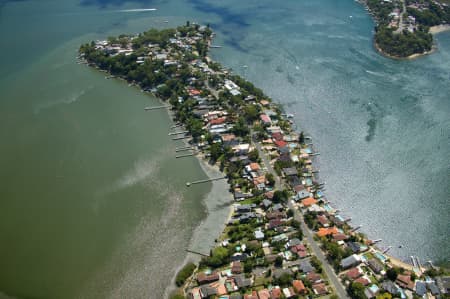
[78,23,449,299]
[358,0,450,58]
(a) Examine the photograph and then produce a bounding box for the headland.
[78,23,449,299]
[357,0,450,59]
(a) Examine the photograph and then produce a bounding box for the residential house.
[292,280,307,295]
[257,289,271,299]
[312,283,328,295]
[341,254,362,269]
[231,261,243,274]
[197,272,219,284]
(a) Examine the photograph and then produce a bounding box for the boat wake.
[33,86,93,114]
[116,8,157,13]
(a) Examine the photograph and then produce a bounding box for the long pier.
[186,176,227,187]
[186,249,209,257]
[144,105,169,111]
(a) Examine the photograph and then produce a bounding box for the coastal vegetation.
[79,23,449,299]
[175,262,197,287]
[361,0,449,58]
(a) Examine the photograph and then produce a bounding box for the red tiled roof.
[209,117,227,125]
[258,289,271,299]
[346,267,362,280]
[272,132,283,141]
[260,114,272,124]
[249,162,260,171]
[274,140,288,148]
[270,287,282,299]
[332,233,348,241]
[292,280,306,294]
[307,272,322,283]
[355,277,370,286]
[312,283,328,295]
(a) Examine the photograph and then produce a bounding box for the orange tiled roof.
[317,227,339,237]
[301,197,317,207]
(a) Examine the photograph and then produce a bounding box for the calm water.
[0,0,448,298]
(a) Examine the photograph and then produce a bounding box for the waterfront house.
[396,273,415,291]
[341,254,362,269]
[197,272,220,285]
[368,258,384,274]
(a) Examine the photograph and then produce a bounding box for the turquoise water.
[0,0,449,298]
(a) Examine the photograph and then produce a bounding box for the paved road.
[253,137,349,298]
[252,134,282,190]
[288,200,349,299]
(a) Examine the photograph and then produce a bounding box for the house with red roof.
[346,267,363,280]
[260,114,272,125]
[292,280,307,295]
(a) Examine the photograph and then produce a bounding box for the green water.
[0,4,212,297]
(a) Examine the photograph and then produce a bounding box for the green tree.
[275,255,284,267]
[386,267,398,281]
[348,282,366,299]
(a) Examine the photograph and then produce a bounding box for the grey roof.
[234,191,252,200]
[299,260,314,273]
[231,253,248,262]
[296,189,310,200]
[230,294,243,299]
[282,167,298,176]
[261,199,272,208]
[273,268,293,279]
[288,238,302,247]
[381,281,399,295]
[347,242,361,253]
[272,203,284,211]
[428,282,440,295]
[368,258,384,274]
[340,254,361,269]
[235,274,252,288]
[415,281,427,296]
[200,286,217,297]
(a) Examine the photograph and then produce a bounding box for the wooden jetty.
[310,152,320,156]
[175,147,195,153]
[168,130,189,136]
[172,136,190,141]
[382,246,392,254]
[210,45,222,48]
[186,249,209,257]
[186,176,227,187]
[144,105,169,111]
[176,153,196,159]
[350,225,362,232]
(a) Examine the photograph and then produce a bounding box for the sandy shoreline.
[429,24,450,34]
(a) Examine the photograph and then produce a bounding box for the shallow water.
[0,0,449,298]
